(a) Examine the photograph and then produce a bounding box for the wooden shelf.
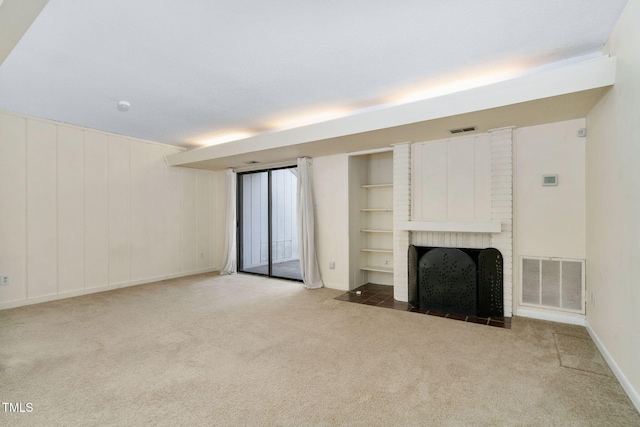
[361,248,394,253]
[360,208,393,212]
[361,265,394,273]
[361,183,393,189]
[361,229,393,233]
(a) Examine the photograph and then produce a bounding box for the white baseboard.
[0,268,218,310]
[516,307,586,326]
[322,282,349,292]
[585,320,640,413]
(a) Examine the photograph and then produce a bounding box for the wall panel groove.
[0,112,221,309]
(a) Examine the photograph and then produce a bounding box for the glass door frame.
[236,165,301,282]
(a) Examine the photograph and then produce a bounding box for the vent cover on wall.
[449,126,477,134]
[521,257,585,314]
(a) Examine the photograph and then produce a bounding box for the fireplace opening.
[408,245,503,318]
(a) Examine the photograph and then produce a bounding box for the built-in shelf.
[397,220,502,233]
[350,151,394,286]
[361,248,394,253]
[361,183,393,189]
[361,265,394,273]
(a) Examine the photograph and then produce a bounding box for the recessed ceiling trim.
[167,56,615,170]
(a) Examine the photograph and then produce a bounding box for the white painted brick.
[491,148,513,155]
[491,206,512,214]
[491,183,512,190]
[491,187,512,195]
[491,193,512,201]
[491,137,512,143]
[491,175,512,183]
[491,170,513,177]
[491,163,513,172]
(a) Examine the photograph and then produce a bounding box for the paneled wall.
[412,134,491,221]
[271,168,298,262]
[241,172,269,267]
[0,112,222,309]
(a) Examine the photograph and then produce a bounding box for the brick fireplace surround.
[391,127,514,317]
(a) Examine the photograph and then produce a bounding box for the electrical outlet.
[0,275,10,286]
[329,261,335,269]
[384,259,389,266]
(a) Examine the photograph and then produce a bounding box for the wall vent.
[521,257,585,314]
[449,126,477,134]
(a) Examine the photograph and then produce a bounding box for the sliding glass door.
[238,167,302,281]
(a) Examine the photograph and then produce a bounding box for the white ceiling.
[0,0,629,150]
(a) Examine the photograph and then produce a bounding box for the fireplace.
[408,245,503,317]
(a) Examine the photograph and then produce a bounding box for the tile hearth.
[335,283,511,329]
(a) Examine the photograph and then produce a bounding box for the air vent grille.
[449,126,477,134]
[521,257,585,314]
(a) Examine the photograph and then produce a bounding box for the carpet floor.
[0,273,638,426]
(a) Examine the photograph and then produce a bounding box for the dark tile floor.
[335,283,512,329]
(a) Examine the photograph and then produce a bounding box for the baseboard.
[322,282,349,292]
[515,307,586,326]
[585,320,640,413]
[0,268,218,311]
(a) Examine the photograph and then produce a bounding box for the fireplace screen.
[409,246,503,317]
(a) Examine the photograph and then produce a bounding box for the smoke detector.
[117,101,130,112]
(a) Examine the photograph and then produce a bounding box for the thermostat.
[542,175,558,186]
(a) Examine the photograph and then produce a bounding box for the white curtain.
[297,157,323,289]
[220,168,237,275]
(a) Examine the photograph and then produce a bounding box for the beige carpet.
[1,273,638,426]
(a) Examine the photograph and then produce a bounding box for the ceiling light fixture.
[117,101,130,112]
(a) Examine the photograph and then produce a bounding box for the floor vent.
[521,257,585,314]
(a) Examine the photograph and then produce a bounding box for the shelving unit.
[348,150,394,288]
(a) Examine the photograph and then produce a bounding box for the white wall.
[312,154,350,290]
[515,119,586,259]
[585,0,640,410]
[0,111,223,309]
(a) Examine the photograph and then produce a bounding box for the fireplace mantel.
[397,220,501,233]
